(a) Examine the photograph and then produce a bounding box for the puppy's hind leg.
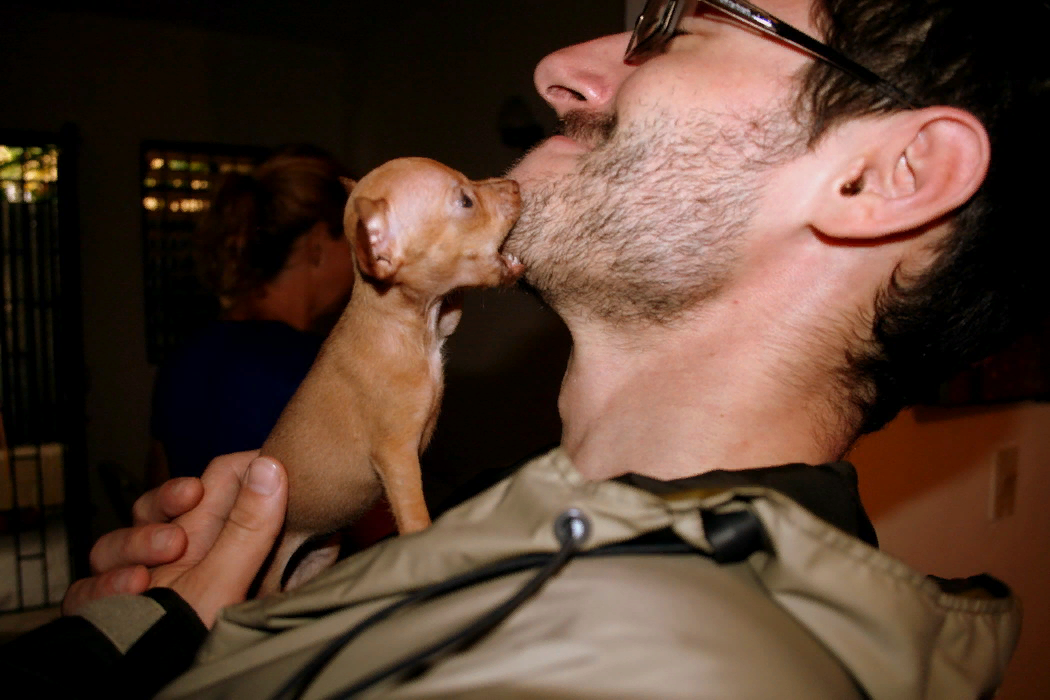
[282,532,343,591]
[256,530,344,596]
[376,454,431,534]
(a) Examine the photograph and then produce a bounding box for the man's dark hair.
[798,0,1049,434]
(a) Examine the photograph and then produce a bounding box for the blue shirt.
[151,320,323,478]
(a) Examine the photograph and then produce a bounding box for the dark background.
[1,0,624,538]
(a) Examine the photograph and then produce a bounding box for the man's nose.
[533,32,636,117]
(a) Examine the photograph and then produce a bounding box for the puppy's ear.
[339,176,357,195]
[353,196,401,280]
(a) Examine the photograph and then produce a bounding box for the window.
[140,141,267,364]
[0,133,81,612]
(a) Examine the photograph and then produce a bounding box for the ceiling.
[46,0,427,50]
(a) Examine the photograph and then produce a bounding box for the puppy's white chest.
[426,302,457,381]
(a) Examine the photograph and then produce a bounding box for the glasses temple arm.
[713,0,919,108]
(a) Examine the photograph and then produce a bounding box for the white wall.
[850,403,1050,699]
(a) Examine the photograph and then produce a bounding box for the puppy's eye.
[459,192,474,208]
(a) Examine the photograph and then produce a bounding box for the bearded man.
[10,0,1044,697]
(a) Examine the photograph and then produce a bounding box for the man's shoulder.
[381,553,863,699]
[163,450,1018,699]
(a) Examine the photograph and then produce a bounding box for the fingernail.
[246,456,281,495]
[152,526,177,551]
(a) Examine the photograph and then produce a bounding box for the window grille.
[0,128,86,613]
[141,141,267,365]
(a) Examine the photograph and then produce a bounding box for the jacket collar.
[618,461,879,547]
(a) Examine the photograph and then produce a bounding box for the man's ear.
[353,196,401,280]
[811,107,990,240]
[339,176,357,195]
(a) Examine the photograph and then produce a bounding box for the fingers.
[173,450,262,561]
[88,522,188,575]
[61,565,151,616]
[166,456,288,627]
[63,451,273,623]
[132,477,204,526]
[200,449,261,487]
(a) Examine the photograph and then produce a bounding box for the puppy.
[258,157,522,595]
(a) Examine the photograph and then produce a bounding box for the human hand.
[61,474,205,615]
[153,452,287,626]
[62,451,289,627]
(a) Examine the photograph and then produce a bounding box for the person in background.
[148,146,356,484]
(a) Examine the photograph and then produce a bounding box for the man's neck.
[557,304,851,483]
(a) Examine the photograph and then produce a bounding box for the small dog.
[258,157,522,595]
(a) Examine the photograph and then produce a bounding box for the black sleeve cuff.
[123,588,210,698]
[1,614,125,695]
[0,588,209,700]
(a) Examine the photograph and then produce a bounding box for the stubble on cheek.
[505,105,804,327]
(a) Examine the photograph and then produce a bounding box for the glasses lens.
[630,0,672,61]
[625,0,683,63]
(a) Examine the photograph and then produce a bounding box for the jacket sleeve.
[1,588,207,699]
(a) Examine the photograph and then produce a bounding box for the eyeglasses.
[625,0,919,109]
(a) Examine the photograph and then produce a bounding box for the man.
[13,0,1042,697]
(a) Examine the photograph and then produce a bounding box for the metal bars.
[0,133,79,613]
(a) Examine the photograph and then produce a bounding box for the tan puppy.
[258,157,522,595]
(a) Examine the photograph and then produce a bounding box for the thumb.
[168,456,287,627]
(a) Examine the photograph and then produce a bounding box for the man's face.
[504,0,818,325]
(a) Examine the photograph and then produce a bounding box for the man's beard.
[504,106,804,327]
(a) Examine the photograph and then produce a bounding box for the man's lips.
[509,135,589,174]
[506,133,592,183]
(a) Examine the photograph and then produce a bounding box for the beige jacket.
[159,448,1020,699]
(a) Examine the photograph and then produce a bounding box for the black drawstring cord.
[271,509,593,700]
[270,555,547,700]
[323,509,591,699]
[267,507,762,700]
